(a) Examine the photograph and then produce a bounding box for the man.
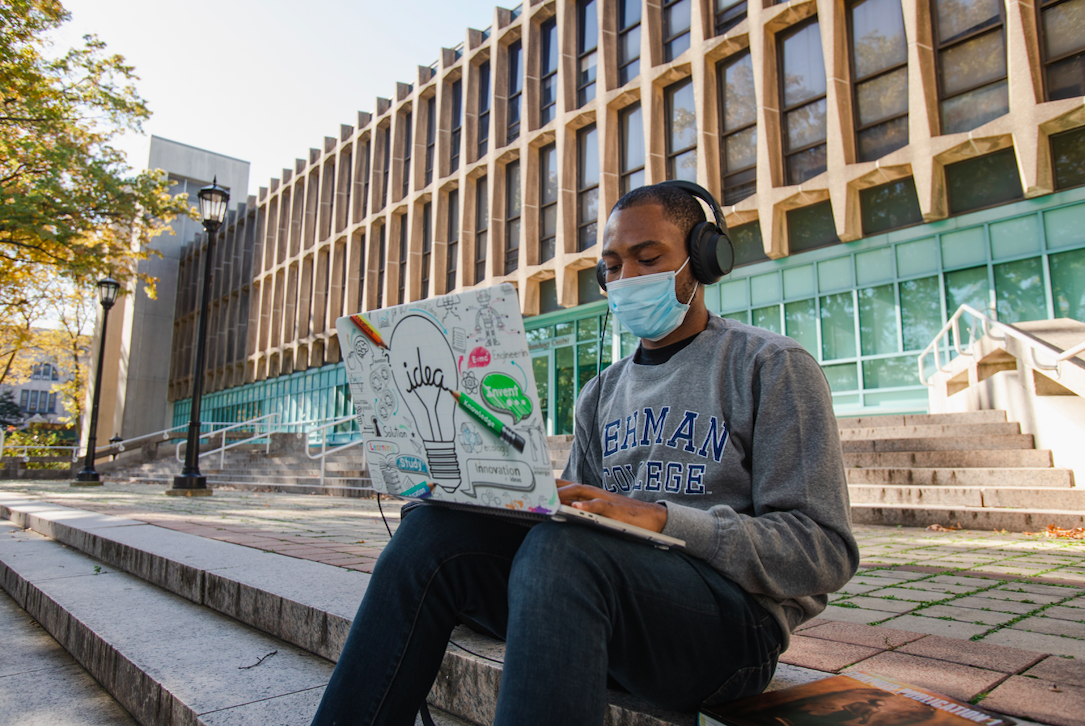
[311,183,858,726]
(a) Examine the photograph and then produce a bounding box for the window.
[945,148,1023,215]
[780,19,828,185]
[540,143,558,261]
[377,224,386,308]
[447,189,459,291]
[425,96,436,185]
[478,61,491,157]
[380,126,391,209]
[540,19,559,125]
[1040,0,1085,100]
[507,40,523,143]
[731,222,769,268]
[19,390,27,410]
[401,111,413,197]
[578,125,600,250]
[1052,125,1085,191]
[505,161,521,274]
[450,80,463,173]
[849,0,908,161]
[715,0,747,36]
[476,176,489,283]
[421,202,432,299]
[663,0,691,62]
[665,78,697,182]
[788,201,839,253]
[719,52,757,205]
[618,0,641,86]
[360,139,371,218]
[398,217,408,304]
[577,0,598,107]
[48,392,56,413]
[933,0,1008,134]
[619,103,645,194]
[859,178,922,235]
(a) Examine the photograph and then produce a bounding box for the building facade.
[168,0,1085,437]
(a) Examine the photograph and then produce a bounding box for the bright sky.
[55,0,505,197]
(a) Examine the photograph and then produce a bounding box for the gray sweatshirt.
[561,315,860,649]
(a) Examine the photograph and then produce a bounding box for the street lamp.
[169,177,229,497]
[73,277,122,485]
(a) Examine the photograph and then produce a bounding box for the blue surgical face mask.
[606,258,698,342]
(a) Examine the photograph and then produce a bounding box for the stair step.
[843,449,1054,468]
[842,434,1035,453]
[837,410,1007,428]
[851,503,1085,531]
[845,467,1073,487]
[848,484,1085,510]
[838,422,1021,440]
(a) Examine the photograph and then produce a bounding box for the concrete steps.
[0,496,755,726]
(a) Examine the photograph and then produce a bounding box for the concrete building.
[166,0,1085,439]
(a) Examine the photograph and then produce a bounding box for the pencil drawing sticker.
[479,372,532,423]
[388,314,463,493]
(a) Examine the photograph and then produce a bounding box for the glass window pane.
[507,163,521,215]
[1045,202,1085,250]
[723,54,756,129]
[1044,0,1085,58]
[750,272,780,305]
[668,79,697,152]
[821,292,857,360]
[994,257,1046,323]
[946,147,1023,215]
[577,316,598,341]
[941,80,1009,135]
[941,227,986,269]
[1050,247,1085,321]
[941,30,1006,96]
[753,305,782,334]
[1047,52,1085,101]
[787,99,828,150]
[555,345,575,435]
[664,0,691,38]
[724,127,757,172]
[782,22,827,107]
[860,177,922,235]
[625,169,646,192]
[787,145,827,185]
[665,31,691,62]
[856,247,895,286]
[620,57,641,86]
[732,222,768,267]
[851,0,907,78]
[541,144,558,204]
[542,205,557,238]
[579,52,598,94]
[818,256,853,292]
[935,0,1000,43]
[671,149,697,182]
[788,201,839,254]
[532,355,550,430]
[580,126,599,187]
[863,355,920,388]
[900,275,942,350]
[856,68,908,126]
[622,104,645,172]
[720,278,749,310]
[580,0,598,52]
[859,284,898,356]
[621,0,642,27]
[785,299,818,353]
[620,25,641,66]
[945,265,991,339]
[989,216,1040,259]
[725,309,750,324]
[783,264,816,299]
[823,363,859,392]
[1052,126,1085,191]
[858,116,909,162]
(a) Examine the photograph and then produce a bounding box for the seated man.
[310,182,859,726]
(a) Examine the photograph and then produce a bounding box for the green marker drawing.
[479,372,533,423]
[452,391,526,452]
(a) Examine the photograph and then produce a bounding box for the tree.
[0,0,193,312]
[0,390,23,428]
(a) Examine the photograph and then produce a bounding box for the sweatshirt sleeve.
[659,347,860,602]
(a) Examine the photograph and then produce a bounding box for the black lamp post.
[169,177,229,497]
[73,277,122,485]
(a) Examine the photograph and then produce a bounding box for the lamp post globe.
[74,277,122,485]
[169,177,229,497]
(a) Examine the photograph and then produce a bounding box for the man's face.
[600,203,699,306]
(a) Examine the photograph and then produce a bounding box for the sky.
[55,0,506,197]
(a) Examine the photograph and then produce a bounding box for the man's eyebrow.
[602,240,668,257]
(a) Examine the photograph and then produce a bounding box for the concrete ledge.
[851,503,1085,530]
[846,467,1073,487]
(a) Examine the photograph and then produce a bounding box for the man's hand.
[557,480,668,533]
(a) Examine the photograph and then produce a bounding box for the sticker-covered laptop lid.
[335,283,558,514]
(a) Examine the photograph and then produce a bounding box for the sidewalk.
[2,478,1083,725]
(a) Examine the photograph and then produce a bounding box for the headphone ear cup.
[688,222,723,285]
[596,258,608,291]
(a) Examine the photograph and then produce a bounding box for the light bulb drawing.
[389,315,462,492]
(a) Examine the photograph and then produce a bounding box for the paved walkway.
[3,479,1084,725]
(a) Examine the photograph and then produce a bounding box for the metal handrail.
[87,423,189,458]
[175,413,282,469]
[304,415,365,488]
[0,444,80,463]
[918,304,1085,387]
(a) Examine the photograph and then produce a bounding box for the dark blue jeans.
[310,505,782,726]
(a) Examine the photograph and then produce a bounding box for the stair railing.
[174,413,282,469]
[305,415,368,490]
[85,423,190,461]
[919,304,1085,387]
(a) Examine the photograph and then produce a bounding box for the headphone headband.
[656,180,726,231]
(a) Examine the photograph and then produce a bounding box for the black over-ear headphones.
[596,180,734,291]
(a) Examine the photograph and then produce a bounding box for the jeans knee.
[509,523,608,600]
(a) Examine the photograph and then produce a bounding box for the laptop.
[334,283,684,550]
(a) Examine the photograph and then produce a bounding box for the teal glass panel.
[783,264,815,299]
[1050,247,1085,321]
[750,272,781,305]
[941,227,986,269]
[945,266,991,344]
[820,292,856,360]
[753,305,782,334]
[994,257,1046,323]
[725,309,750,324]
[859,284,898,356]
[896,237,939,278]
[818,256,853,292]
[862,355,919,388]
[555,321,574,337]
[620,331,638,357]
[555,345,575,435]
[863,389,927,408]
[719,279,749,312]
[831,394,861,407]
[990,215,1040,260]
[784,299,817,353]
[1044,203,1085,250]
[532,355,549,432]
[822,363,858,392]
[577,316,598,341]
[945,148,1024,215]
[526,326,552,344]
[899,275,942,351]
[577,341,599,392]
[856,247,894,286]
[702,282,720,313]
